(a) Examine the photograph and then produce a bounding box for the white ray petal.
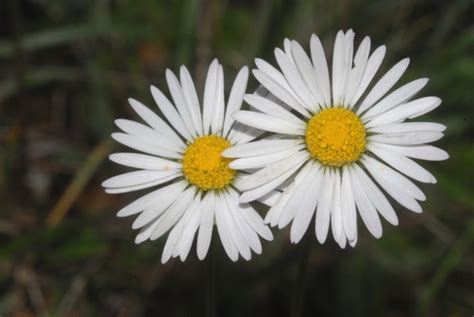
[252,69,310,118]
[332,30,346,106]
[344,36,370,108]
[315,169,335,244]
[238,151,308,191]
[349,166,383,238]
[341,165,357,241]
[128,98,186,148]
[166,69,198,138]
[350,45,386,108]
[227,122,263,145]
[233,110,305,135]
[352,164,398,225]
[363,78,429,119]
[223,67,249,137]
[109,153,181,170]
[179,66,203,136]
[112,133,181,159]
[370,143,449,161]
[150,186,196,240]
[197,192,215,260]
[211,64,225,135]
[202,59,219,135]
[368,122,446,134]
[116,180,187,217]
[176,195,203,261]
[368,144,437,183]
[357,58,410,115]
[244,94,306,125]
[365,97,442,128]
[223,139,302,158]
[104,172,180,194]
[214,193,239,261]
[362,156,423,213]
[229,145,304,170]
[291,40,325,109]
[290,163,323,243]
[150,85,193,141]
[310,34,331,106]
[368,131,444,145]
[275,48,316,110]
[330,169,343,243]
[102,170,177,189]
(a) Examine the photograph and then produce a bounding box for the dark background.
[0,0,473,316]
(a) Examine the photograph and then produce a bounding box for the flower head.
[225,30,448,248]
[103,59,272,263]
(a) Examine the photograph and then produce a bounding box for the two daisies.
[102,30,448,263]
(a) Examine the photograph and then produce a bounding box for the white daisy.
[102,59,273,263]
[224,29,448,248]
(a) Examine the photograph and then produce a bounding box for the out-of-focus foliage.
[0,0,472,316]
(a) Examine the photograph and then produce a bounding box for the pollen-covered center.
[182,135,235,191]
[305,107,366,167]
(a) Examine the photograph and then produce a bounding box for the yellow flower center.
[305,107,366,167]
[182,135,235,191]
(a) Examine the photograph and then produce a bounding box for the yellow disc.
[305,108,366,167]
[182,135,235,191]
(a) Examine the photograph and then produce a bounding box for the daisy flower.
[224,30,448,248]
[102,59,272,263]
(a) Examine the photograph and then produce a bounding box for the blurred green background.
[0,0,473,316]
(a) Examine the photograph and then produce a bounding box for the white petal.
[102,170,177,189]
[357,58,410,115]
[362,156,424,213]
[223,139,302,158]
[310,34,331,106]
[227,122,263,145]
[116,180,186,217]
[238,151,308,191]
[128,98,185,148]
[211,64,225,135]
[176,195,203,261]
[349,166,383,238]
[363,78,429,119]
[315,169,334,243]
[252,69,310,118]
[229,144,304,170]
[368,144,437,183]
[341,166,357,241]
[197,192,215,260]
[352,164,398,225]
[330,169,343,243]
[275,48,316,110]
[243,94,305,125]
[368,122,446,134]
[109,153,181,170]
[150,85,193,141]
[233,110,305,135]
[202,59,219,135]
[254,58,302,105]
[166,69,198,138]
[339,30,355,106]
[332,30,347,106]
[179,66,203,136]
[368,131,444,145]
[114,119,183,153]
[223,67,249,137]
[365,97,442,128]
[344,36,370,108]
[104,172,180,194]
[276,162,315,229]
[240,206,273,242]
[220,192,251,260]
[370,143,449,161]
[290,163,323,243]
[214,193,239,261]
[150,186,196,240]
[290,40,325,109]
[349,45,386,108]
[112,133,181,159]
